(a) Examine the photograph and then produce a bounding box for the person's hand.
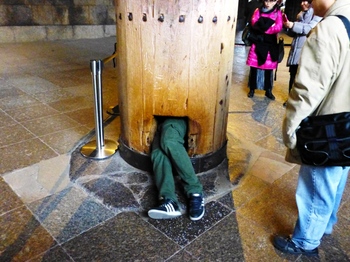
[284,21,294,29]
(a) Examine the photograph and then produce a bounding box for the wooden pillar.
[115,0,238,172]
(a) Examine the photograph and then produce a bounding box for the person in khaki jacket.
[273,0,350,256]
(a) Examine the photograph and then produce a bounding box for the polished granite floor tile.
[46,95,93,113]
[30,245,73,262]
[3,155,72,203]
[40,126,91,154]
[0,93,41,111]
[334,215,350,258]
[237,212,284,262]
[236,180,298,234]
[21,114,81,137]
[83,177,141,211]
[0,206,57,262]
[0,138,58,175]
[6,75,59,95]
[0,87,26,100]
[61,83,93,97]
[0,177,24,214]
[5,103,59,123]
[27,186,116,244]
[184,212,244,261]
[63,107,96,129]
[147,201,233,247]
[0,123,35,147]
[61,212,181,261]
[250,151,294,184]
[0,110,17,127]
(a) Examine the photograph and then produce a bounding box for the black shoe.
[273,235,319,256]
[265,91,275,100]
[189,193,205,221]
[247,90,254,98]
[148,199,181,219]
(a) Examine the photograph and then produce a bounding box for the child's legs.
[151,147,178,202]
[160,118,203,196]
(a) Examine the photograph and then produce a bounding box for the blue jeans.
[292,165,349,250]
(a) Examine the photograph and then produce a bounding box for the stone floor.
[0,32,349,262]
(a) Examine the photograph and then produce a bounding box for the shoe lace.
[190,195,203,210]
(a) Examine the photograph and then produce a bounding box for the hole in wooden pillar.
[158,14,164,22]
[212,16,217,23]
[143,13,147,22]
[179,15,185,23]
[128,13,133,21]
[198,15,203,23]
[119,13,122,20]
[220,43,224,54]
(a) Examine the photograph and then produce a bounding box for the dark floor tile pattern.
[61,212,182,261]
[0,206,57,262]
[27,187,116,244]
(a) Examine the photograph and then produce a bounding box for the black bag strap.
[335,15,350,39]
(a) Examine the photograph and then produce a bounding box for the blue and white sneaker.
[148,199,181,219]
[189,193,205,221]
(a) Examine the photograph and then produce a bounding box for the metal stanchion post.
[80,60,118,160]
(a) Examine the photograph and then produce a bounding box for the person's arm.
[291,12,322,35]
[250,8,260,26]
[265,10,283,34]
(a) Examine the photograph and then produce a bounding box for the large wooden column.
[115,0,238,172]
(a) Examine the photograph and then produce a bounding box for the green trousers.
[151,118,203,203]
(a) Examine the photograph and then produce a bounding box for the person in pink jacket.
[246,0,283,100]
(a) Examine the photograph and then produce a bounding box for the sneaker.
[148,199,181,219]
[273,235,319,256]
[189,193,205,221]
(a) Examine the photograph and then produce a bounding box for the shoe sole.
[189,208,205,221]
[273,238,319,257]
[274,246,319,256]
[148,210,181,219]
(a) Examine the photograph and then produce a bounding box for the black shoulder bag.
[296,15,350,166]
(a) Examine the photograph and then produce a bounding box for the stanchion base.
[80,139,118,160]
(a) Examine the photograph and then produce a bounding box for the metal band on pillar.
[80,60,117,160]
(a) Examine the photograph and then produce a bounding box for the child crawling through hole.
[148,117,205,221]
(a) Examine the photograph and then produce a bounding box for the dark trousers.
[288,65,298,92]
[249,67,273,91]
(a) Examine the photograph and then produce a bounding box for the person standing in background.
[274,0,350,256]
[282,0,321,107]
[246,0,283,100]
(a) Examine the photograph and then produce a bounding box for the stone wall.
[0,0,116,43]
